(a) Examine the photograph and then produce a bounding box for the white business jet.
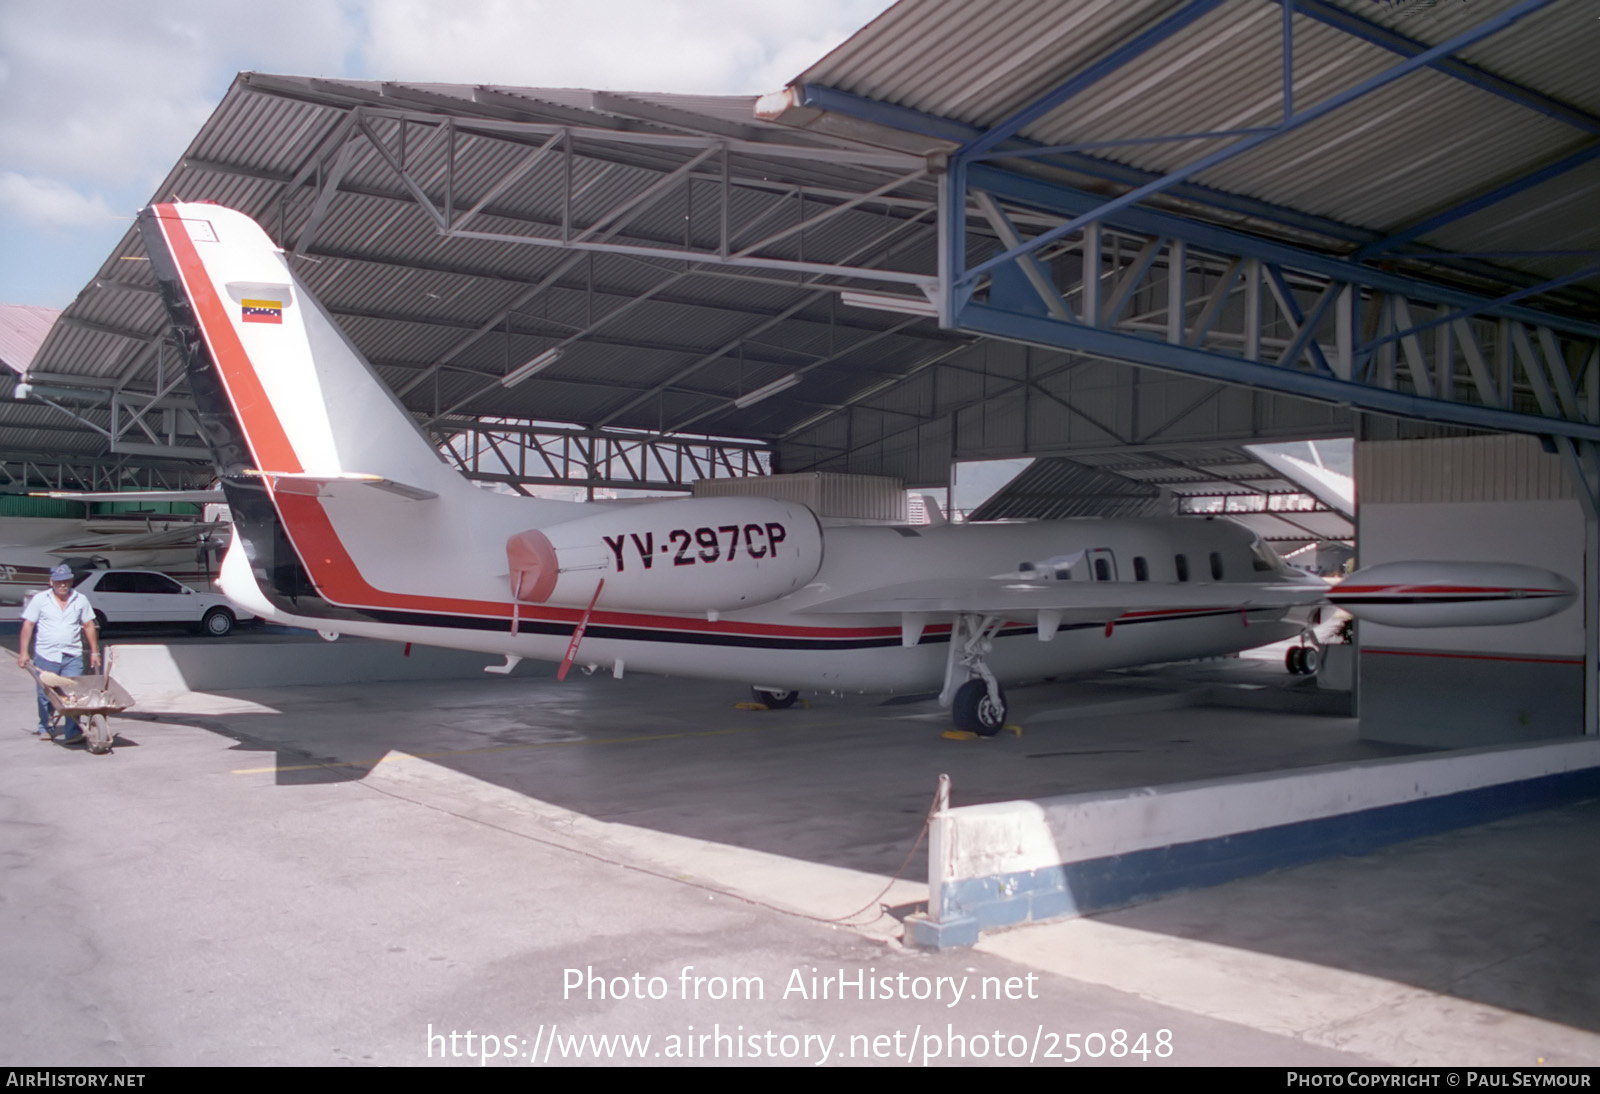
[134,202,1576,733]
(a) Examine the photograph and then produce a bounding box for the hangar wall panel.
[1356,435,1586,747]
[693,471,907,523]
[777,340,1351,486]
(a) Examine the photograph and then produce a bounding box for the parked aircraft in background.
[135,202,1577,733]
[0,514,229,607]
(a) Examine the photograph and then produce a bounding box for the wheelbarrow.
[28,660,134,755]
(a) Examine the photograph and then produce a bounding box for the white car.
[73,569,253,637]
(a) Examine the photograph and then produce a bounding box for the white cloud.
[0,173,123,231]
[354,0,892,93]
[0,0,893,296]
[0,1,360,184]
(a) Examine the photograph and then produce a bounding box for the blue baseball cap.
[49,564,73,582]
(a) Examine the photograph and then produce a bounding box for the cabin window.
[1210,551,1224,580]
[1175,554,1189,582]
[1094,557,1111,582]
[1133,556,1148,581]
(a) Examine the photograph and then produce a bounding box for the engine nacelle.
[1329,561,1576,627]
[507,496,823,613]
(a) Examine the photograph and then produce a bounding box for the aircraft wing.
[799,578,1328,621]
[34,490,226,504]
[50,522,232,554]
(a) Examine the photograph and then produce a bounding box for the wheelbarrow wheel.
[85,713,113,755]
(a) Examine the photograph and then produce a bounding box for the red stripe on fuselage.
[1332,584,1566,598]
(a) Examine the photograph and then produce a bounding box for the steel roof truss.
[431,418,768,491]
[949,163,1600,440]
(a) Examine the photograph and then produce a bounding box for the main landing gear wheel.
[751,687,799,709]
[1286,646,1321,675]
[952,679,1007,737]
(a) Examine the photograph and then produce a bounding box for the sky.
[0,0,896,309]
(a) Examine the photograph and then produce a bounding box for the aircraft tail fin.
[137,202,465,501]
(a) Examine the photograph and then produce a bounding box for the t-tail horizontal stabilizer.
[1330,561,1576,627]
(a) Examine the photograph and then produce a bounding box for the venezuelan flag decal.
[241,298,283,324]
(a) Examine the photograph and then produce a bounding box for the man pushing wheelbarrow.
[18,563,105,746]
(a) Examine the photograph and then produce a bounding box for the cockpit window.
[1250,539,1286,573]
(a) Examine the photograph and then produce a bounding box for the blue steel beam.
[1356,142,1600,259]
[970,127,1276,162]
[956,301,1600,442]
[965,164,1600,340]
[960,0,1230,159]
[959,0,1558,286]
[793,84,1376,246]
[1286,0,1600,136]
[794,83,1581,302]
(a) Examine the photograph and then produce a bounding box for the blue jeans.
[34,653,83,737]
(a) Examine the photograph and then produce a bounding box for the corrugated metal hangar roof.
[7,0,1593,515]
[16,76,955,456]
[768,0,1599,307]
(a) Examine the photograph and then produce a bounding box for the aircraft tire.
[1300,646,1320,675]
[1286,647,1304,674]
[751,687,799,709]
[952,679,1007,737]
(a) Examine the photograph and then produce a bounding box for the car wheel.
[201,607,235,638]
[93,609,109,632]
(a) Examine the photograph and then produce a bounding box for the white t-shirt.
[22,588,95,661]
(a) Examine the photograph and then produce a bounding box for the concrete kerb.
[912,736,1600,950]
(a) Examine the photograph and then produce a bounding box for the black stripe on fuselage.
[279,605,1270,651]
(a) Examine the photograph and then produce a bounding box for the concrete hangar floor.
[1,631,1597,1067]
